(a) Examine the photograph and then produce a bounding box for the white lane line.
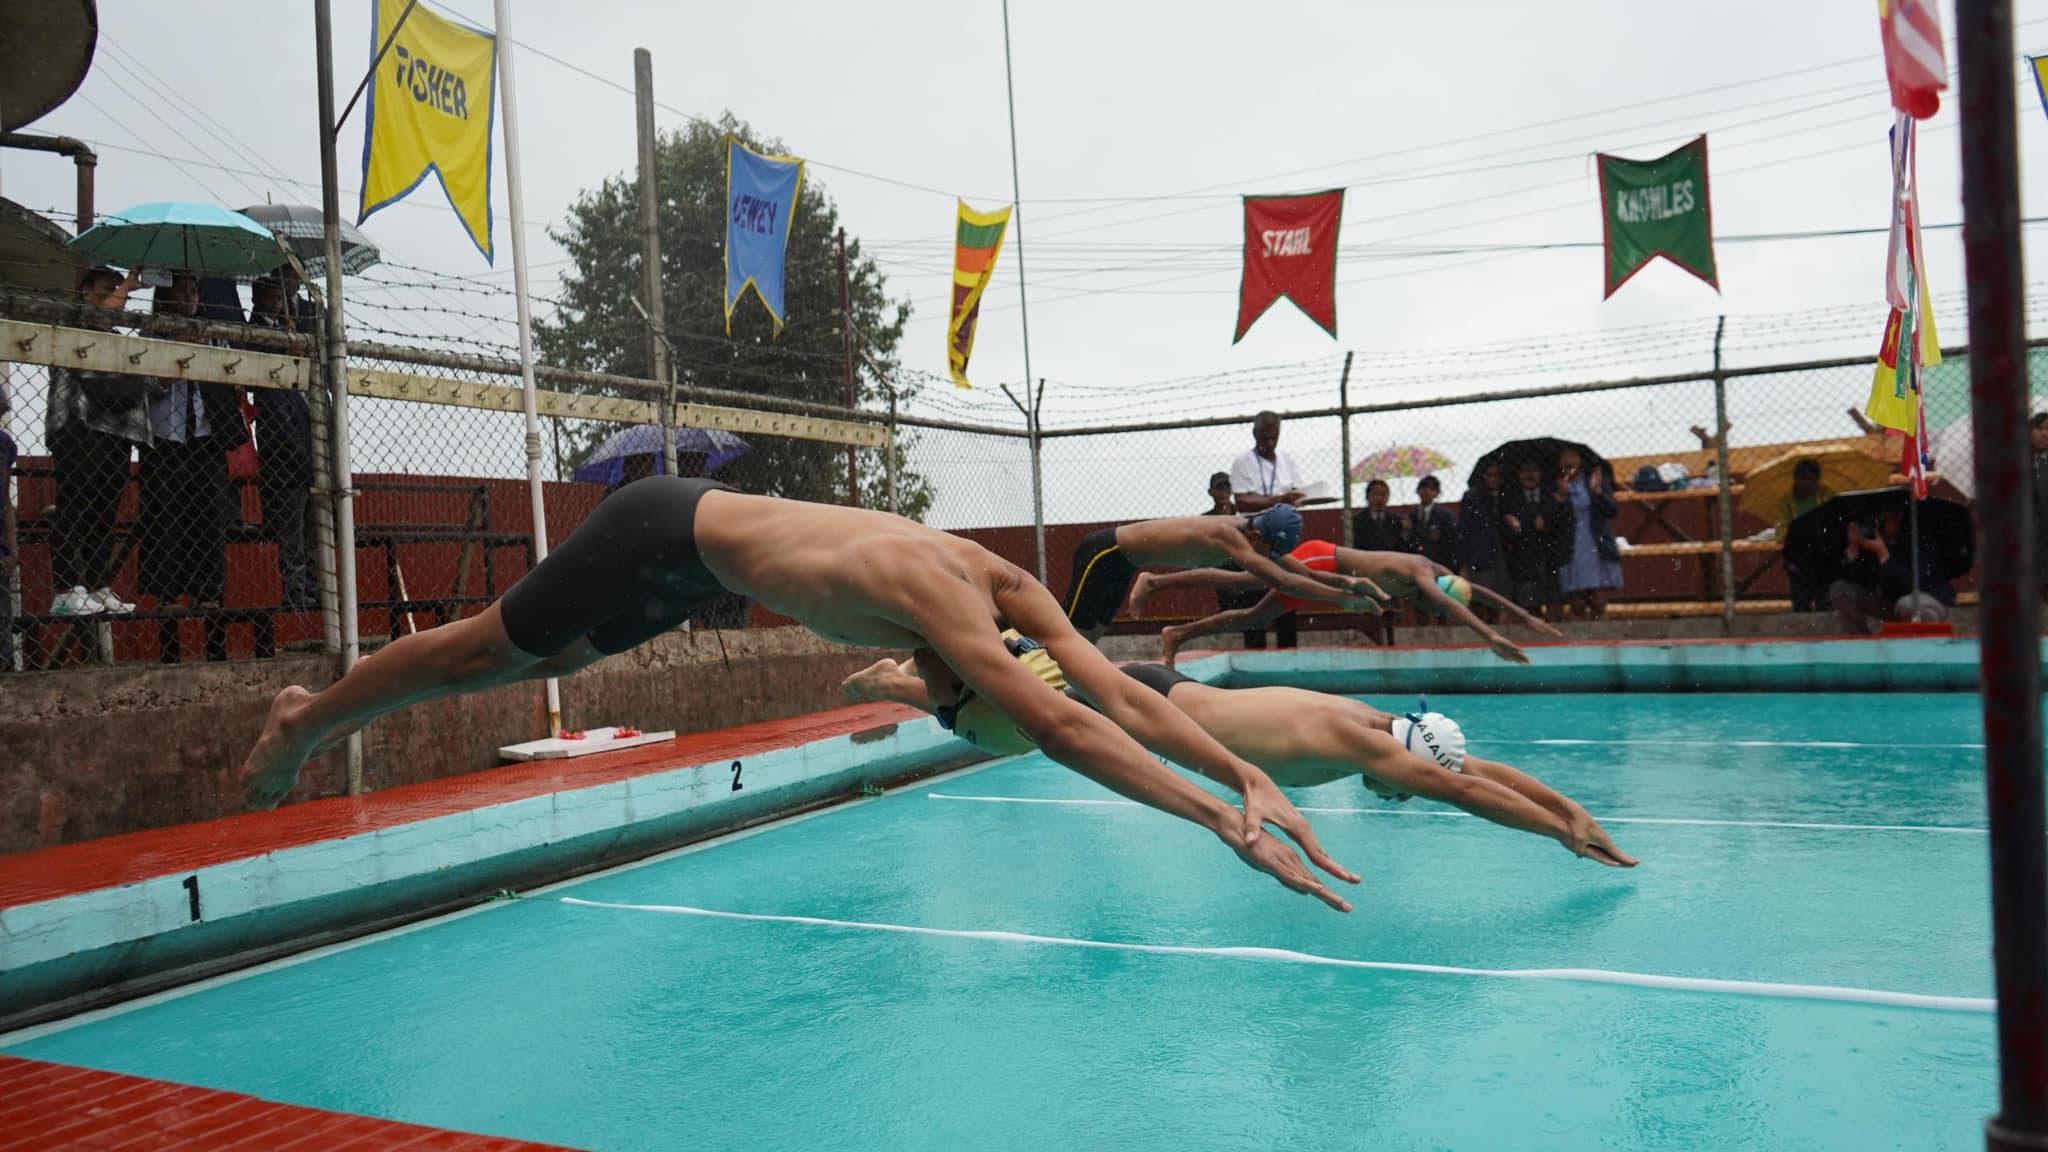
[1478,739,1984,750]
[922,793,1988,836]
[560,897,1992,1015]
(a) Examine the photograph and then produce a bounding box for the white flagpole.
[491,0,561,736]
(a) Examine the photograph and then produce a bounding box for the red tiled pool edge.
[0,701,921,913]
[0,1054,584,1151]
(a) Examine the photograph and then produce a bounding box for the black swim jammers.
[500,476,735,658]
[1063,526,1138,632]
[1121,662,1194,699]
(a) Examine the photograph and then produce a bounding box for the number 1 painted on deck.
[181,874,202,922]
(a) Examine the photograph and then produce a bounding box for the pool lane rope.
[558,897,1991,1015]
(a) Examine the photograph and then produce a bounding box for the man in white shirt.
[1229,411,1307,513]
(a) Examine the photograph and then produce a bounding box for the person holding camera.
[1828,508,1953,633]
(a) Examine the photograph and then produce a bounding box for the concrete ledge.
[0,710,981,1031]
[1181,635,1996,694]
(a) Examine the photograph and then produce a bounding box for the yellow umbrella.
[1740,444,1898,526]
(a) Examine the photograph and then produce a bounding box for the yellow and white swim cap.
[946,630,1070,757]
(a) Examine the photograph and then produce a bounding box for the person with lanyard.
[1229,411,1307,513]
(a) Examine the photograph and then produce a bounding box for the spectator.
[1201,470,1234,517]
[1351,479,1413,553]
[248,274,318,610]
[1410,475,1459,571]
[45,266,149,618]
[1229,411,1306,513]
[1829,508,1955,633]
[1775,458,1836,612]
[1555,447,1622,619]
[1501,457,1570,622]
[1458,462,1513,624]
[136,273,246,612]
[1204,470,1294,651]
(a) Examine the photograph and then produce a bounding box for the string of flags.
[348,0,2005,424]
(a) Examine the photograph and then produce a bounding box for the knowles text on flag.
[358,0,499,261]
[1235,190,1344,343]
[1598,136,1718,298]
[947,201,1011,389]
[724,139,805,334]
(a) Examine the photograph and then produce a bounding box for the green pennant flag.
[1597,135,1718,298]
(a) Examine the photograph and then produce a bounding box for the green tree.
[538,113,932,518]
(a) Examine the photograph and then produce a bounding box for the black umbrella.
[1782,487,1972,588]
[237,203,383,278]
[1469,437,1615,490]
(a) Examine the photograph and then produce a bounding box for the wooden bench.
[1608,590,1979,620]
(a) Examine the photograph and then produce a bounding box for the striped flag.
[1878,0,1947,119]
[1866,116,1941,446]
[947,201,1012,389]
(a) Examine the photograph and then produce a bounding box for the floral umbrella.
[1349,445,1454,484]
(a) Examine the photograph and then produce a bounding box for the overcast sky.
[6,0,2047,522]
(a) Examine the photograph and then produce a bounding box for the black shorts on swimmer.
[1373,711,1468,802]
[1063,526,1138,632]
[499,476,735,658]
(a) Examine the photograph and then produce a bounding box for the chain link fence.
[4,277,2033,680]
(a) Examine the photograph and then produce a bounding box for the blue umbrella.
[572,424,752,487]
[69,201,290,277]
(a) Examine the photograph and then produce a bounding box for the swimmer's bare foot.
[841,658,906,704]
[1160,627,1185,669]
[1130,572,1160,615]
[240,685,318,810]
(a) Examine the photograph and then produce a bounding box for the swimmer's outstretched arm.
[1213,531,1384,605]
[1441,565,1564,635]
[1412,572,1531,666]
[1139,567,1266,594]
[1346,733,1636,867]
[990,574,1360,902]
[918,571,1357,911]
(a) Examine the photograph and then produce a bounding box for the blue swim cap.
[1250,503,1303,554]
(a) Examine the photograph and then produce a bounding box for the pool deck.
[0,634,2002,1148]
[0,1053,583,1151]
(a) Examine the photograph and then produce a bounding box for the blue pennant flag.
[724,138,805,333]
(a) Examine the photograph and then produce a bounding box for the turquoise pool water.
[4,693,1995,1151]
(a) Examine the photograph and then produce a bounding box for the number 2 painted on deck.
[181,874,202,922]
[730,760,744,791]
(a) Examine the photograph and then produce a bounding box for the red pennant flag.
[1235,190,1344,343]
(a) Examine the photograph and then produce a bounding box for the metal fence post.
[1338,351,1355,548]
[308,324,341,654]
[885,387,899,515]
[1031,378,1047,583]
[314,0,365,794]
[1712,316,1735,629]
[1957,2,2048,1147]
[632,47,673,480]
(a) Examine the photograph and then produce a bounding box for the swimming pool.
[1,691,1994,1151]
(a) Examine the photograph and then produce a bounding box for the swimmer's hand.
[1487,633,1531,665]
[1239,773,1361,897]
[1344,576,1391,603]
[1565,813,1638,868]
[1221,815,1355,913]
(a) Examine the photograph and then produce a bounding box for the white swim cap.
[1390,711,1467,773]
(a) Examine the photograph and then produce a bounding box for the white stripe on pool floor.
[923,793,1988,836]
[560,897,1991,1014]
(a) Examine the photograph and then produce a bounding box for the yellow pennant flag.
[359,0,499,260]
[948,201,1012,389]
[1865,273,1941,434]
